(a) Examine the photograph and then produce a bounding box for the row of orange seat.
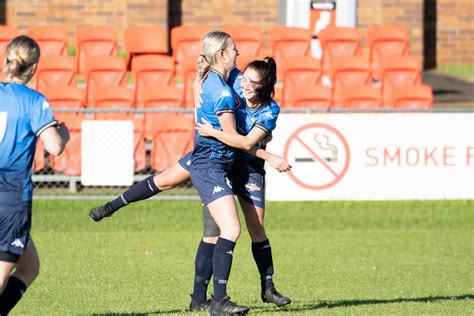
[34,113,195,176]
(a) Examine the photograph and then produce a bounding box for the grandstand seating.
[140,86,184,140]
[26,25,68,56]
[367,24,410,80]
[151,114,194,172]
[341,85,382,109]
[236,54,264,71]
[0,25,17,54]
[75,26,118,77]
[42,86,85,109]
[391,84,433,109]
[171,25,212,78]
[280,56,322,107]
[380,55,422,107]
[331,55,371,108]
[221,25,264,57]
[35,55,76,92]
[123,26,168,70]
[93,86,135,120]
[319,26,362,77]
[269,26,312,71]
[132,54,175,106]
[291,85,332,109]
[84,56,127,107]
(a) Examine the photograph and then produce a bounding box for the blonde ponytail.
[4,35,40,83]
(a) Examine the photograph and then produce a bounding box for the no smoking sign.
[283,123,351,190]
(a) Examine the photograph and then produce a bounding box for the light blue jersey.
[0,83,56,207]
[192,70,240,165]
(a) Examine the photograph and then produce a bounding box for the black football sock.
[252,239,275,290]
[192,240,215,303]
[212,237,235,301]
[0,276,27,315]
[110,176,161,210]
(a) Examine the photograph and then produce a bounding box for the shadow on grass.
[249,294,473,313]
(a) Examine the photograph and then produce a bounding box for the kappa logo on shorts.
[213,186,224,194]
[11,238,24,249]
[245,182,261,192]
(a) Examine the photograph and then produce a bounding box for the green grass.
[12,200,474,315]
[438,64,474,82]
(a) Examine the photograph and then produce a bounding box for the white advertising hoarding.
[265,113,474,200]
[81,120,134,186]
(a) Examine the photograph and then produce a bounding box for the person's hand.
[196,118,216,137]
[57,122,70,145]
[266,154,292,172]
[259,133,273,146]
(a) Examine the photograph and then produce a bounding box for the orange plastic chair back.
[0,26,17,54]
[331,56,371,107]
[123,26,168,69]
[85,56,127,107]
[132,55,175,106]
[269,26,312,64]
[75,26,118,76]
[151,114,194,172]
[341,85,382,109]
[34,139,45,172]
[35,55,76,92]
[291,85,332,109]
[236,54,265,71]
[171,25,212,78]
[42,86,85,109]
[367,24,409,80]
[26,25,68,56]
[280,56,322,107]
[93,86,135,120]
[392,84,433,109]
[319,26,361,76]
[381,55,421,107]
[183,56,199,109]
[221,25,264,56]
[141,86,184,140]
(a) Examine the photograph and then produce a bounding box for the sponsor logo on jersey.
[11,238,24,249]
[245,182,261,192]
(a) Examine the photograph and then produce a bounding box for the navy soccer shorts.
[190,162,234,207]
[231,162,266,209]
[0,201,32,263]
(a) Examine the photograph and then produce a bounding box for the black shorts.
[0,201,32,263]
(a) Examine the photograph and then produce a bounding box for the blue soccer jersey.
[192,70,240,165]
[0,83,57,207]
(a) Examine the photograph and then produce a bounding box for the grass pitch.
[11,199,473,315]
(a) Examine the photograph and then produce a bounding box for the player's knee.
[154,175,173,191]
[222,226,241,242]
[16,257,40,286]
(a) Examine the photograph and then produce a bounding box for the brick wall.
[5,0,168,49]
[437,0,474,64]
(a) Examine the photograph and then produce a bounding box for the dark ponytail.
[244,56,277,107]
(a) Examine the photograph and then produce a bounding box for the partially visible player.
[0,36,69,314]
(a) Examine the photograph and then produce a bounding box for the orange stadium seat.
[291,85,332,109]
[0,25,17,54]
[341,85,382,109]
[132,54,175,106]
[35,55,76,92]
[171,25,212,78]
[42,86,85,110]
[151,114,194,172]
[75,26,118,77]
[221,25,264,57]
[85,56,127,107]
[183,56,199,109]
[269,26,312,68]
[318,26,362,77]
[33,139,45,172]
[26,25,68,56]
[236,54,264,71]
[367,24,410,80]
[280,56,322,107]
[391,84,433,109]
[50,112,84,176]
[140,86,183,140]
[123,26,168,70]
[0,53,4,81]
[380,55,421,107]
[331,56,371,108]
[93,86,135,120]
